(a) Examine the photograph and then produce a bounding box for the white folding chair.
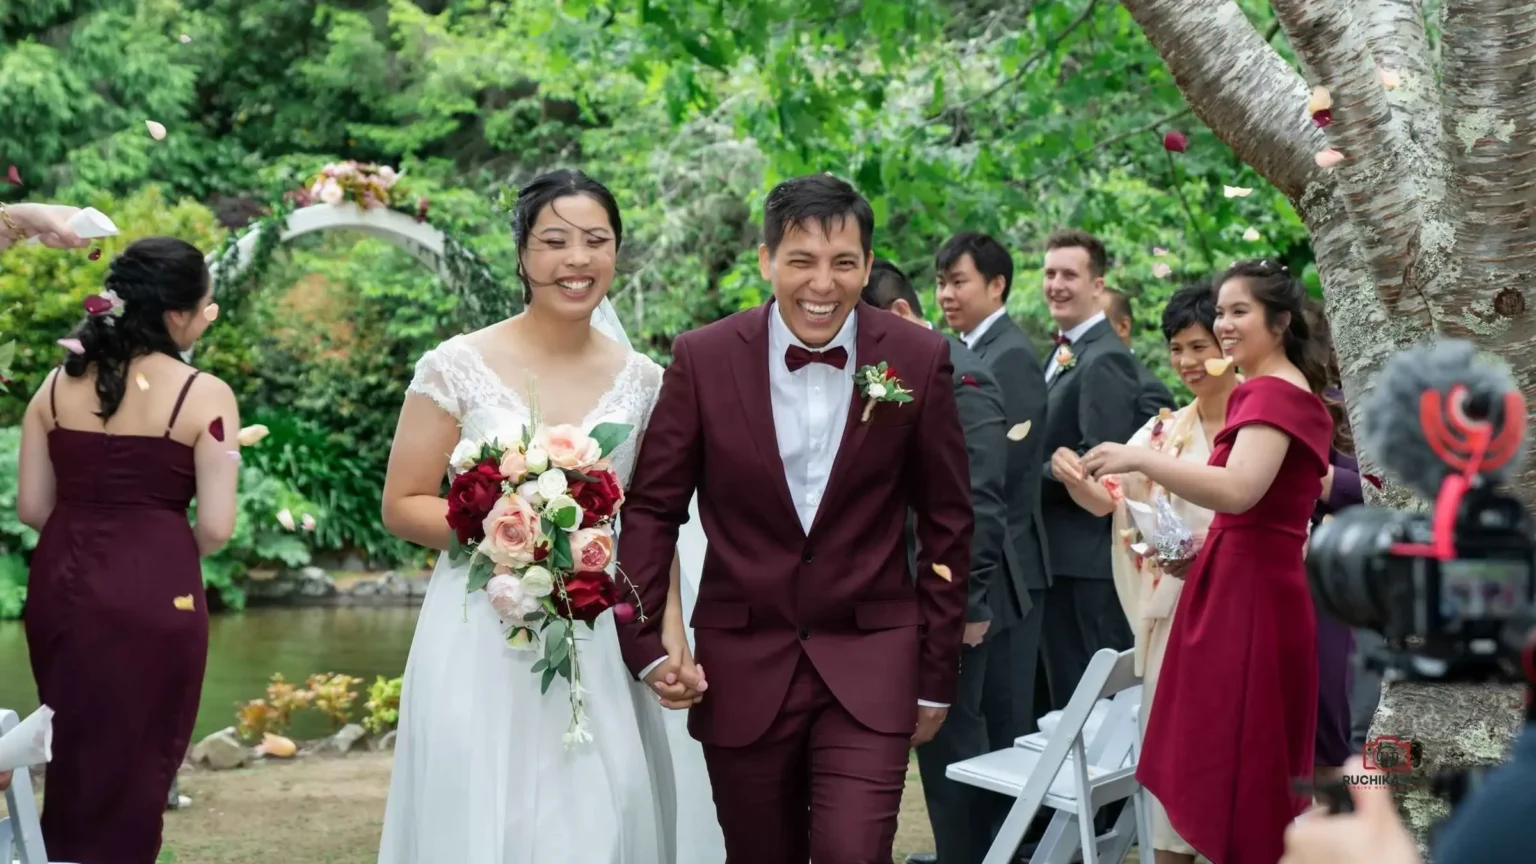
[946,648,1153,864]
[0,708,48,864]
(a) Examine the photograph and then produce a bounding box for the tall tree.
[1119,0,1527,844]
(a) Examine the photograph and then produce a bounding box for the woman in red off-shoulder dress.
[1081,260,1334,864]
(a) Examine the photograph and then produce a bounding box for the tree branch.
[1271,0,1424,312]
[927,0,1101,122]
[1117,0,1327,202]
[1439,0,1536,336]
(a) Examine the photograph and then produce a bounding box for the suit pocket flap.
[854,600,921,630]
[691,600,750,629]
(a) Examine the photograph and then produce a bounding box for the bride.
[376,169,723,863]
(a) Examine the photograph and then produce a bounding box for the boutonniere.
[855,362,913,422]
[1054,344,1076,372]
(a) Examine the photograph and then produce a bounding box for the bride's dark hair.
[510,169,624,305]
[63,237,209,421]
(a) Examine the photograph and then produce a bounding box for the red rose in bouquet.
[446,460,504,545]
[558,571,617,623]
[569,469,624,528]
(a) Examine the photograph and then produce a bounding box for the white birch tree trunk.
[1118,0,1534,851]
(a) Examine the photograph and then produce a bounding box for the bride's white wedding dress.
[377,331,724,863]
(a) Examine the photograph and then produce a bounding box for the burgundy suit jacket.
[616,301,974,747]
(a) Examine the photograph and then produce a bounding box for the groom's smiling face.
[758,215,871,348]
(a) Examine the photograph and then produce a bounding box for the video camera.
[1302,340,1536,815]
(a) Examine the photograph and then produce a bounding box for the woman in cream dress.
[1053,284,1236,864]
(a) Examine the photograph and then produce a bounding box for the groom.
[616,174,974,863]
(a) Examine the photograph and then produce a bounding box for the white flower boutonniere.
[855,362,913,423]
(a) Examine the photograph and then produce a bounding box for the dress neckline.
[454,337,640,430]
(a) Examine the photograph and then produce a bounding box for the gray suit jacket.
[1040,318,1144,579]
[968,314,1051,628]
[906,337,1009,628]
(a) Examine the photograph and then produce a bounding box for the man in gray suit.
[1039,229,1144,710]
[1102,287,1176,426]
[864,259,1012,864]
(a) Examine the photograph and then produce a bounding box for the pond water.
[0,606,420,741]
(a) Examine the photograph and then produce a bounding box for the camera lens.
[1306,508,1423,632]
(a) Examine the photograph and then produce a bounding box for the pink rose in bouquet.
[569,527,615,572]
[533,424,603,471]
[480,495,543,567]
[486,572,542,622]
[499,447,529,483]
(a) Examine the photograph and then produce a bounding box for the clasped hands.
[644,620,707,710]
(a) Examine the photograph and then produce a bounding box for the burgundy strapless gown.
[1136,377,1334,864]
[24,370,207,864]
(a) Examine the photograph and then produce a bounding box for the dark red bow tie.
[1053,332,1071,347]
[785,345,848,372]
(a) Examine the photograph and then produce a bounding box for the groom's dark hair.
[862,259,923,319]
[762,174,874,257]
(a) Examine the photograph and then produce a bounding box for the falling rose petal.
[1120,528,1137,541]
[236,423,269,447]
[259,733,296,758]
[1315,148,1345,168]
[1312,108,1333,129]
[1152,262,1173,278]
[208,417,226,441]
[88,248,101,261]
[1152,247,1169,257]
[1379,67,1401,90]
[276,508,297,531]
[612,602,636,624]
[1162,130,1188,153]
[204,302,219,321]
[57,338,84,355]
[1157,407,1174,422]
[1307,86,1332,114]
[3,165,19,186]
[145,120,168,140]
[301,513,317,532]
[1242,227,1262,242]
[1223,185,1253,198]
[173,594,195,611]
[135,372,149,391]
[1006,421,1032,441]
[179,33,192,44]
[1204,358,1234,376]
[226,450,242,462]
[932,563,953,582]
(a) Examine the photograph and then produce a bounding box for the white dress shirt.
[1045,309,1106,382]
[767,302,856,533]
[960,305,1009,350]
[643,303,947,709]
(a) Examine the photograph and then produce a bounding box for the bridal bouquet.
[443,420,641,745]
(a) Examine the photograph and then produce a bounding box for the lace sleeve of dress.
[406,343,462,421]
[633,354,665,442]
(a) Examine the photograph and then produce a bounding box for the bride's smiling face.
[519,194,618,320]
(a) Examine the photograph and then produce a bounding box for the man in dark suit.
[1038,229,1144,710]
[864,260,1010,864]
[1102,287,1176,425]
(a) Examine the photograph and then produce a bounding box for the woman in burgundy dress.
[1081,260,1333,864]
[16,237,240,864]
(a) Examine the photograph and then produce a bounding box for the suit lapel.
[808,303,885,537]
[732,303,801,532]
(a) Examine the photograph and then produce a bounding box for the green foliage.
[0,426,38,618]
[362,674,402,736]
[195,462,319,611]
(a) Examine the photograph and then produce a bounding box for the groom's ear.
[758,243,772,281]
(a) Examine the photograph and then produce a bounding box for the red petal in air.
[88,248,102,261]
[960,375,979,388]
[82,295,113,315]
[1364,473,1383,489]
[208,417,226,441]
[1312,109,1333,128]
[1163,131,1189,153]
[4,165,20,186]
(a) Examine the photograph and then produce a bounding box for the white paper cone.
[1123,499,1160,539]
[67,207,119,239]
[0,704,54,771]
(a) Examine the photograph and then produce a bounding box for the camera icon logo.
[1363,735,1423,773]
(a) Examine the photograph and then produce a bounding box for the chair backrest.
[0,708,48,864]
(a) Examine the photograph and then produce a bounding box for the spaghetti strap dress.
[24,369,207,864]
[1135,376,1334,864]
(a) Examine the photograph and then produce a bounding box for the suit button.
[802,551,814,563]
[799,627,811,640]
